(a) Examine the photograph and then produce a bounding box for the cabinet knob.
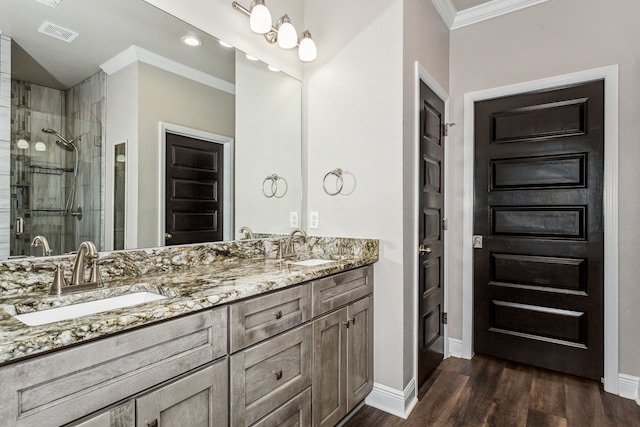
[273,310,283,320]
[273,370,283,380]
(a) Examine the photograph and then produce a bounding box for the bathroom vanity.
[0,237,377,426]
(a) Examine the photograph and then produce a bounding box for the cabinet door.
[136,358,228,427]
[65,401,134,427]
[347,296,374,411]
[312,308,348,427]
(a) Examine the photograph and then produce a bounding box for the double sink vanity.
[0,236,377,427]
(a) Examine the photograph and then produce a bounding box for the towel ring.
[323,168,344,196]
[262,174,288,198]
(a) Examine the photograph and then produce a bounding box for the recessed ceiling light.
[219,40,233,48]
[246,54,258,61]
[267,65,280,72]
[181,35,202,47]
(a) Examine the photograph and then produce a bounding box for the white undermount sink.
[289,259,335,267]
[10,292,167,326]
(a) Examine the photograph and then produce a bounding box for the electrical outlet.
[290,211,299,228]
[309,211,319,229]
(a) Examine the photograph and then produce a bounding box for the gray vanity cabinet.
[136,358,228,427]
[0,308,227,427]
[68,402,135,427]
[311,266,374,427]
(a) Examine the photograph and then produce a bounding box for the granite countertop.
[0,252,376,366]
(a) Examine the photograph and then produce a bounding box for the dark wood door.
[165,132,224,245]
[418,81,445,389]
[473,80,604,380]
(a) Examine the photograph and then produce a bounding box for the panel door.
[165,132,224,245]
[136,359,229,427]
[473,80,604,380]
[418,80,446,389]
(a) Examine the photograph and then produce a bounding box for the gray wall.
[448,0,640,377]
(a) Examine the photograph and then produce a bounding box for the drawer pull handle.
[273,370,283,380]
[146,419,158,427]
[273,310,283,319]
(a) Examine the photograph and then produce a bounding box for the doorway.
[417,78,447,390]
[160,123,234,245]
[461,66,619,392]
[473,80,604,380]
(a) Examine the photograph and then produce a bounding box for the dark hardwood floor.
[344,355,640,426]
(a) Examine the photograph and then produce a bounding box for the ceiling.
[0,0,234,90]
[432,0,551,29]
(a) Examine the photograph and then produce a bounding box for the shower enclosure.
[10,76,104,257]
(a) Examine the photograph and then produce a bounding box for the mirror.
[0,0,302,257]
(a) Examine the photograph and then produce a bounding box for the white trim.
[365,380,418,419]
[462,65,619,393]
[414,62,450,399]
[618,374,640,401]
[158,123,234,245]
[100,45,235,95]
[448,338,463,358]
[431,0,550,30]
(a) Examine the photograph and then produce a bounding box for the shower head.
[42,128,78,150]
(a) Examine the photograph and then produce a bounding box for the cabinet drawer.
[230,284,311,353]
[0,308,227,427]
[251,387,311,427]
[231,324,312,427]
[312,266,373,316]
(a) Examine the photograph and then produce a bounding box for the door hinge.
[443,123,455,137]
[442,312,448,325]
[442,218,448,230]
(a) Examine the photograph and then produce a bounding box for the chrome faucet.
[238,226,255,239]
[31,235,53,256]
[283,228,307,257]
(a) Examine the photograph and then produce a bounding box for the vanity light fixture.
[17,139,30,150]
[232,1,317,62]
[181,35,202,47]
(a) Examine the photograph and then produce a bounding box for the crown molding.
[431,0,550,30]
[100,45,235,95]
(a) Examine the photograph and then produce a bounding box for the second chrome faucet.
[50,241,103,295]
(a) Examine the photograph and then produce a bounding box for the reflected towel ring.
[323,168,344,196]
[262,174,288,198]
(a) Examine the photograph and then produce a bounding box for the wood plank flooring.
[343,355,640,426]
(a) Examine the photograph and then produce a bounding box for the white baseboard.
[448,338,463,358]
[618,373,640,403]
[365,378,418,419]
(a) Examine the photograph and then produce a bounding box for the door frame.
[461,65,619,393]
[158,122,234,244]
[414,62,450,393]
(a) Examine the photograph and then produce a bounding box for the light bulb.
[276,16,296,49]
[35,141,47,152]
[249,1,272,34]
[298,32,317,62]
[17,139,29,149]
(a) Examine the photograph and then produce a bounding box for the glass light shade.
[35,141,47,151]
[17,139,29,149]
[298,34,317,62]
[249,3,272,34]
[277,20,297,49]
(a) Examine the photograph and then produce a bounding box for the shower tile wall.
[0,36,10,259]
[65,72,105,249]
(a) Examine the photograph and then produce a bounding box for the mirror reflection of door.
[165,132,225,245]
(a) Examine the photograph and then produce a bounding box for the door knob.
[419,245,432,254]
[165,233,173,240]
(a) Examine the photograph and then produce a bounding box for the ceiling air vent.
[38,21,79,43]
[34,0,63,7]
